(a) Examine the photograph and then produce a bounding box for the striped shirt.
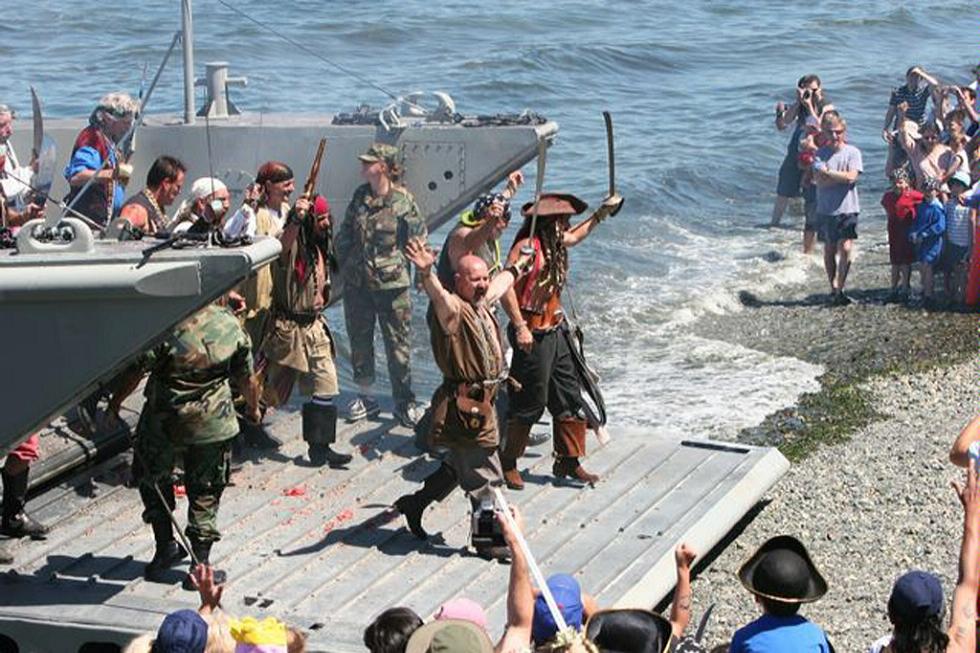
[890,84,931,124]
[944,200,972,247]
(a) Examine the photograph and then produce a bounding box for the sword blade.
[602,110,615,196]
[526,138,548,246]
[30,86,43,162]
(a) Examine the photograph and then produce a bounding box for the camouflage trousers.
[133,413,232,544]
[343,285,415,404]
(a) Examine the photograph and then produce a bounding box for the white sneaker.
[347,396,380,422]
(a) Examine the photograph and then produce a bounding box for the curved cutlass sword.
[520,137,548,256]
[602,110,623,216]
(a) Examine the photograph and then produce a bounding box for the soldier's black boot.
[144,520,187,582]
[303,402,352,467]
[182,539,227,591]
[1,468,49,539]
[394,463,457,540]
[238,415,282,450]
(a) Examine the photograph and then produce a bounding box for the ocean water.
[3,0,977,438]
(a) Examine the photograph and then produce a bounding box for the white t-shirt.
[867,634,891,653]
[0,142,34,209]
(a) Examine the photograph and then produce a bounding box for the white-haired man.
[63,92,139,225]
[0,103,41,227]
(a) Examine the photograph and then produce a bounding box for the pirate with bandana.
[499,191,623,490]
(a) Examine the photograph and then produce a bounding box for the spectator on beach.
[896,109,953,191]
[866,461,980,653]
[813,114,863,305]
[364,607,424,653]
[771,75,833,227]
[881,168,923,302]
[939,171,974,305]
[797,117,822,253]
[909,177,946,307]
[884,67,940,178]
[729,535,832,653]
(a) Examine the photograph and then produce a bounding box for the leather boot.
[394,463,457,540]
[182,539,227,591]
[553,418,598,487]
[239,417,282,450]
[1,468,48,539]
[144,520,187,582]
[500,419,532,490]
[303,402,352,467]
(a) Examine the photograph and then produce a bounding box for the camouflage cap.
[358,143,400,168]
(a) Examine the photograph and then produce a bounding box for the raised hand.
[189,563,224,612]
[404,236,436,274]
[674,543,696,571]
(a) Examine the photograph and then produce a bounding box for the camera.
[470,497,506,550]
[802,89,812,101]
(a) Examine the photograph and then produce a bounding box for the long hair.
[363,607,423,653]
[891,614,948,653]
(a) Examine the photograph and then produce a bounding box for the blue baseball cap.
[531,574,584,645]
[152,609,208,653]
[888,571,944,624]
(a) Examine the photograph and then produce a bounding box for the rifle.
[302,137,328,201]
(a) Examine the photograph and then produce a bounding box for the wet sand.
[687,219,978,651]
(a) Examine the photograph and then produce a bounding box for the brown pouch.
[452,383,493,439]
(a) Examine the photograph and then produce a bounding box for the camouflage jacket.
[335,183,427,291]
[140,304,253,445]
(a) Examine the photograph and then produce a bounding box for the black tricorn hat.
[585,609,672,653]
[521,192,588,218]
[738,535,828,603]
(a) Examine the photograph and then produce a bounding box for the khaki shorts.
[262,322,338,406]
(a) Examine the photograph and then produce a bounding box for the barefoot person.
[394,237,531,556]
[813,114,863,305]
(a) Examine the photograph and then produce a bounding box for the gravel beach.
[687,218,979,652]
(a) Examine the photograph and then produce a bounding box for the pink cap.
[434,597,488,630]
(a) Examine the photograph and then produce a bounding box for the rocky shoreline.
[687,219,978,651]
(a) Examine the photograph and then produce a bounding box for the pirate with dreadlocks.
[499,191,623,490]
[260,194,353,468]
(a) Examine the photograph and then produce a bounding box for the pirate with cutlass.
[498,190,622,490]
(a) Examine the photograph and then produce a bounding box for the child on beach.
[909,177,946,307]
[797,117,822,254]
[729,535,832,653]
[881,168,923,302]
[940,171,975,306]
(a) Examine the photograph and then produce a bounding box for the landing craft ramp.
[0,406,787,653]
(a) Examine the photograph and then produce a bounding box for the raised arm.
[495,506,533,653]
[950,415,980,467]
[669,544,696,639]
[563,194,624,248]
[946,461,980,653]
[485,249,533,305]
[500,240,533,353]
[405,237,461,333]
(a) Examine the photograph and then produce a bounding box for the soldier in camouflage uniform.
[133,301,259,588]
[336,144,428,428]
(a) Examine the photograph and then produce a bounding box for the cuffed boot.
[144,520,187,582]
[553,418,598,487]
[182,539,227,591]
[302,402,352,467]
[500,419,532,490]
[1,468,48,539]
[394,463,457,540]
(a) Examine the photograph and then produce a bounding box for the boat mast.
[181,0,195,124]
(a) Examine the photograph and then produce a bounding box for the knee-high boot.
[1,467,48,539]
[394,463,457,540]
[499,419,532,490]
[302,402,352,467]
[553,418,598,487]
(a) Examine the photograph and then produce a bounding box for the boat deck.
[0,397,787,653]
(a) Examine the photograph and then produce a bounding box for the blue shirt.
[730,614,831,653]
[63,142,125,215]
[911,198,946,264]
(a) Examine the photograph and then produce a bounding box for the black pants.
[506,323,583,425]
